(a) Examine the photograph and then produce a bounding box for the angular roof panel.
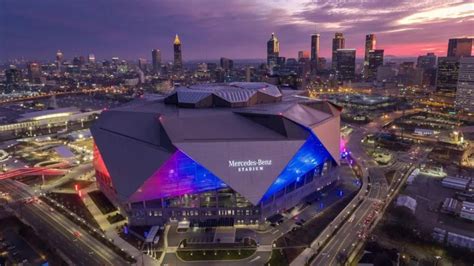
[174,139,305,204]
[92,83,342,204]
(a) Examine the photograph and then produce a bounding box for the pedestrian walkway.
[82,192,159,265]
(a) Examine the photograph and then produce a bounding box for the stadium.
[91,82,341,226]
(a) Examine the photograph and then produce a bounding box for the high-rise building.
[417,53,437,87]
[138,58,147,71]
[88,54,96,64]
[417,53,437,69]
[318,57,326,71]
[311,34,320,72]
[298,51,310,62]
[436,57,460,93]
[245,67,252,82]
[447,38,472,58]
[5,65,21,85]
[267,33,280,71]
[455,57,474,113]
[336,49,356,81]
[364,34,376,77]
[332,33,345,69]
[27,62,41,83]
[56,50,64,62]
[220,57,234,71]
[55,50,64,71]
[152,49,162,73]
[367,49,384,81]
[72,56,81,66]
[173,34,183,73]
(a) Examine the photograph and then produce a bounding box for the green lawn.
[177,249,256,261]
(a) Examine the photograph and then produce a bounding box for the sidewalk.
[82,192,159,265]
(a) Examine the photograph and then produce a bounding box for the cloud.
[0,0,472,61]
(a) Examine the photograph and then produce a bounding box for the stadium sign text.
[228,159,272,172]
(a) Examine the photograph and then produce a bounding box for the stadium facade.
[91,82,341,226]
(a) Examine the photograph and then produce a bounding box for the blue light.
[260,131,334,202]
[338,189,343,197]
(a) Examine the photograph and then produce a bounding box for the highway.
[291,109,423,266]
[0,179,128,266]
[310,167,392,265]
[308,110,426,265]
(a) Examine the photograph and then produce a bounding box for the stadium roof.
[91,83,342,204]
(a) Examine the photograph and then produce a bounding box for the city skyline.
[1,0,473,61]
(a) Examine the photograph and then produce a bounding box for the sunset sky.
[1,0,473,61]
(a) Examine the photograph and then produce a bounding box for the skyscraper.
[448,38,473,57]
[311,34,320,72]
[336,49,356,81]
[267,33,280,71]
[417,53,437,87]
[88,54,96,64]
[152,49,162,74]
[56,50,64,71]
[436,57,460,93]
[138,58,147,71]
[5,65,21,85]
[367,49,384,81]
[364,34,376,77]
[220,57,234,71]
[27,62,41,83]
[56,50,64,62]
[173,34,183,73]
[455,57,474,112]
[332,33,345,69]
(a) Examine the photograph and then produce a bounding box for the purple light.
[129,150,226,202]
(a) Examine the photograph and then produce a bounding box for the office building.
[332,33,345,69]
[220,57,234,71]
[56,50,64,62]
[364,34,376,77]
[311,34,320,72]
[267,33,280,71]
[5,66,21,85]
[336,49,356,81]
[367,49,384,81]
[455,57,474,113]
[436,57,460,93]
[448,38,472,58]
[417,53,437,87]
[91,82,341,226]
[173,34,183,73]
[138,58,147,71]
[88,54,96,64]
[152,49,162,74]
[27,62,41,83]
[417,53,437,69]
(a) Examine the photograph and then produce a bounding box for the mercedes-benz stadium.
[91,82,341,226]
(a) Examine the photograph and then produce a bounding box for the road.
[289,109,423,265]
[310,167,390,265]
[308,109,426,265]
[0,179,128,266]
